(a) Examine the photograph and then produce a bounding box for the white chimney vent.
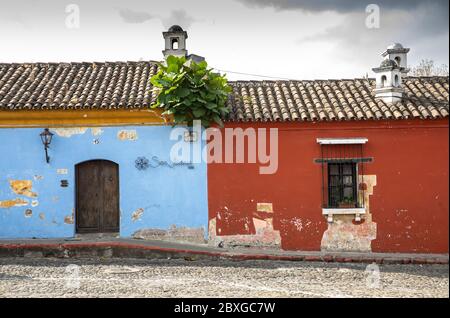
[163,25,188,59]
[382,43,410,75]
[372,44,410,103]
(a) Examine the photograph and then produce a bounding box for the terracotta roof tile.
[0,62,448,122]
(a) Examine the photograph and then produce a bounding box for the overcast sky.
[0,0,448,80]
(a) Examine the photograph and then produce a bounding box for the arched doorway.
[75,160,120,234]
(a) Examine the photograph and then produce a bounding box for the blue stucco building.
[0,126,208,241]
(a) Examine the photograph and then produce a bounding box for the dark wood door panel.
[101,161,120,232]
[76,160,119,234]
[76,161,100,232]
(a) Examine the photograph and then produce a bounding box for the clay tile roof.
[0,61,159,111]
[227,77,449,122]
[0,61,448,122]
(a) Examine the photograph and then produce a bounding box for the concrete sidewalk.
[0,238,448,264]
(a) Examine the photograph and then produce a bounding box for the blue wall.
[0,126,208,239]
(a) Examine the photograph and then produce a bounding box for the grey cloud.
[235,0,449,13]
[162,9,196,29]
[117,7,196,29]
[298,5,449,69]
[236,0,449,42]
[300,2,448,44]
[118,8,154,24]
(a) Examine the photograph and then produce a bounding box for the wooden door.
[76,160,120,234]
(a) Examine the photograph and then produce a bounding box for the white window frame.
[317,138,368,145]
[318,138,368,223]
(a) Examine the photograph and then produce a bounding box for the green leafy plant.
[338,196,356,208]
[150,55,232,127]
[342,196,354,204]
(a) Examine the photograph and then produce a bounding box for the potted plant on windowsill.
[338,197,356,209]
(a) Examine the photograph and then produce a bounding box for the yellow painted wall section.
[0,109,173,128]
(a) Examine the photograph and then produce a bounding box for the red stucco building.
[208,62,449,254]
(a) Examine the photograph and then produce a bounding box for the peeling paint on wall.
[321,175,378,252]
[39,213,45,220]
[31,200,39,207]
[117,130,138,141]
[290,217,311,232]
[51,128,88,137]
[0,198,29,209]
[131,208,144,222]
[209,214,282,249]
[9,180,37,198]
[257,203,273,213]
[56,169,68,175]
[24,209,33,218]
[64,213,74,224]
[91,128,104,136]
[133,225,205,244]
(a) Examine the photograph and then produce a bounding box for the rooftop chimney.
[162,26,205,63]
[382,43,410,76]
[163,25,188,59]
[372,43,409,103]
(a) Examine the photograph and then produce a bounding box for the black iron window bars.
[316,141,372,209]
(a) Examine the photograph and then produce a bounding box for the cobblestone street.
[0,258,448,298]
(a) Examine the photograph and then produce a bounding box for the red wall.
[207,119,449,254]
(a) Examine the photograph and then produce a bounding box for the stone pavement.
[1,257,448,298]
[0,238,448,264]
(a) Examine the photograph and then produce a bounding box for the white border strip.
[317,138,368,145]
[322,208,366,215]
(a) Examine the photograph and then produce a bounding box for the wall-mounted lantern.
[40,128,54,163]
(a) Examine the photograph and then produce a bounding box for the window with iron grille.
[316,139,372,210]
[328,162,357,208]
